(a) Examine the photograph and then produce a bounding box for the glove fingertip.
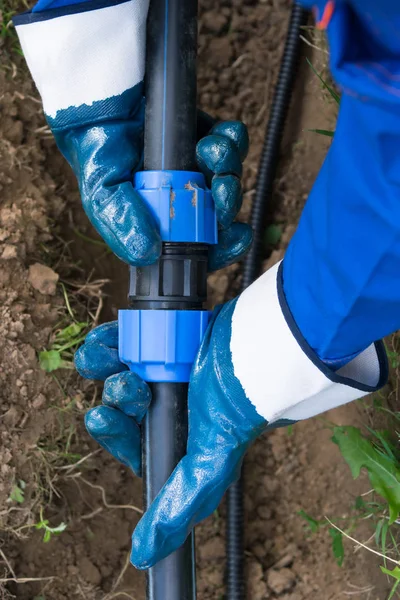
[84,321,118,346]
[74,344,94,379]
[125,232,162,267]
[196,135,242,180]
[208,222,253,272]
[84,405,111,437]
[211,121,249,162]
[103,371,151,423]
[74,341,126,381]
[130,529,154,570]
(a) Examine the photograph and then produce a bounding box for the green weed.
[9,506,67,543]
[332,425,400,524]
[307,58,339,138]
[329,527,345,567]
[298,509,320,534]
[34,508,67,543]
[385,338,400,370]
[381,567,400,600]
[308,128,334,138]
[8,480,25,504]
[298,510,345,566]
[306,57,340,104]
[264,224,282,248]
[39,284,88,372]
[0,0,25,56]
[300,408,400,598]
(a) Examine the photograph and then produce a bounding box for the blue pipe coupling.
[119,169,216,383]
[119,309,211,382]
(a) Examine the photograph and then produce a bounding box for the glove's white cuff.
[230,261,387,424]
[14,0,148,126]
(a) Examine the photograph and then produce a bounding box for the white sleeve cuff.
[230,261,387,424]
[14,0,148,122]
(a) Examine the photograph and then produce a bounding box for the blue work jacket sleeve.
[284,0,400,365]
[32,0,91,12]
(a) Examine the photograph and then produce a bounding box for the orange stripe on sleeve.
[316,0,335,30]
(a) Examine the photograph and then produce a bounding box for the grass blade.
[306,57,340,103]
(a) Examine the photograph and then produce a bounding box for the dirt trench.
[0,0,394,598]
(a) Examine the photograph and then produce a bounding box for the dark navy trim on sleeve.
[277,261,388,392]
[265,418,297,431]
[13,0,131,26]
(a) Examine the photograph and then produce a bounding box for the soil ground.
[0,0,394,598]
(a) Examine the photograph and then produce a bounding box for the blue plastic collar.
[134,170,218,244]
[119,309,211,382]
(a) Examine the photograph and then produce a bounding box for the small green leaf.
[55,322,87,342]
[39,350,62,372]
[298,510,320,533]
[308,128,334,138]
[264,224,282,247]
[35,515,67,543]
[365,427,396,461]
[354,496,366,511]
[35,519,49,530]
[332,426,400,524]
[46,522,67,535]
[375,518,384,547]
[9,484,24,504]
[329,527,344,566]
[381,566,400,581]
[59,452,81,462]
[43,529,51,543]
[387,351,400,369]
[381,568,400,600]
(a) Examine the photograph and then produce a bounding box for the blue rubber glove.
[56,117,251,271]
[75,259,386,569]
[14,0,251,270]
[75,302,267,569]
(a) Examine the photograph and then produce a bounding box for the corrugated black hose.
[226,5,309,599]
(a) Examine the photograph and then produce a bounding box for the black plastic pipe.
[143,382,195,600]
[139,0,199,599]
[226,5,309,600]
[144,0,198,171]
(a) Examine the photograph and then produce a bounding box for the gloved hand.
[76,253,386,570]
[54,117,251,271]
[75,300,267,570]
[14,0,251,270]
